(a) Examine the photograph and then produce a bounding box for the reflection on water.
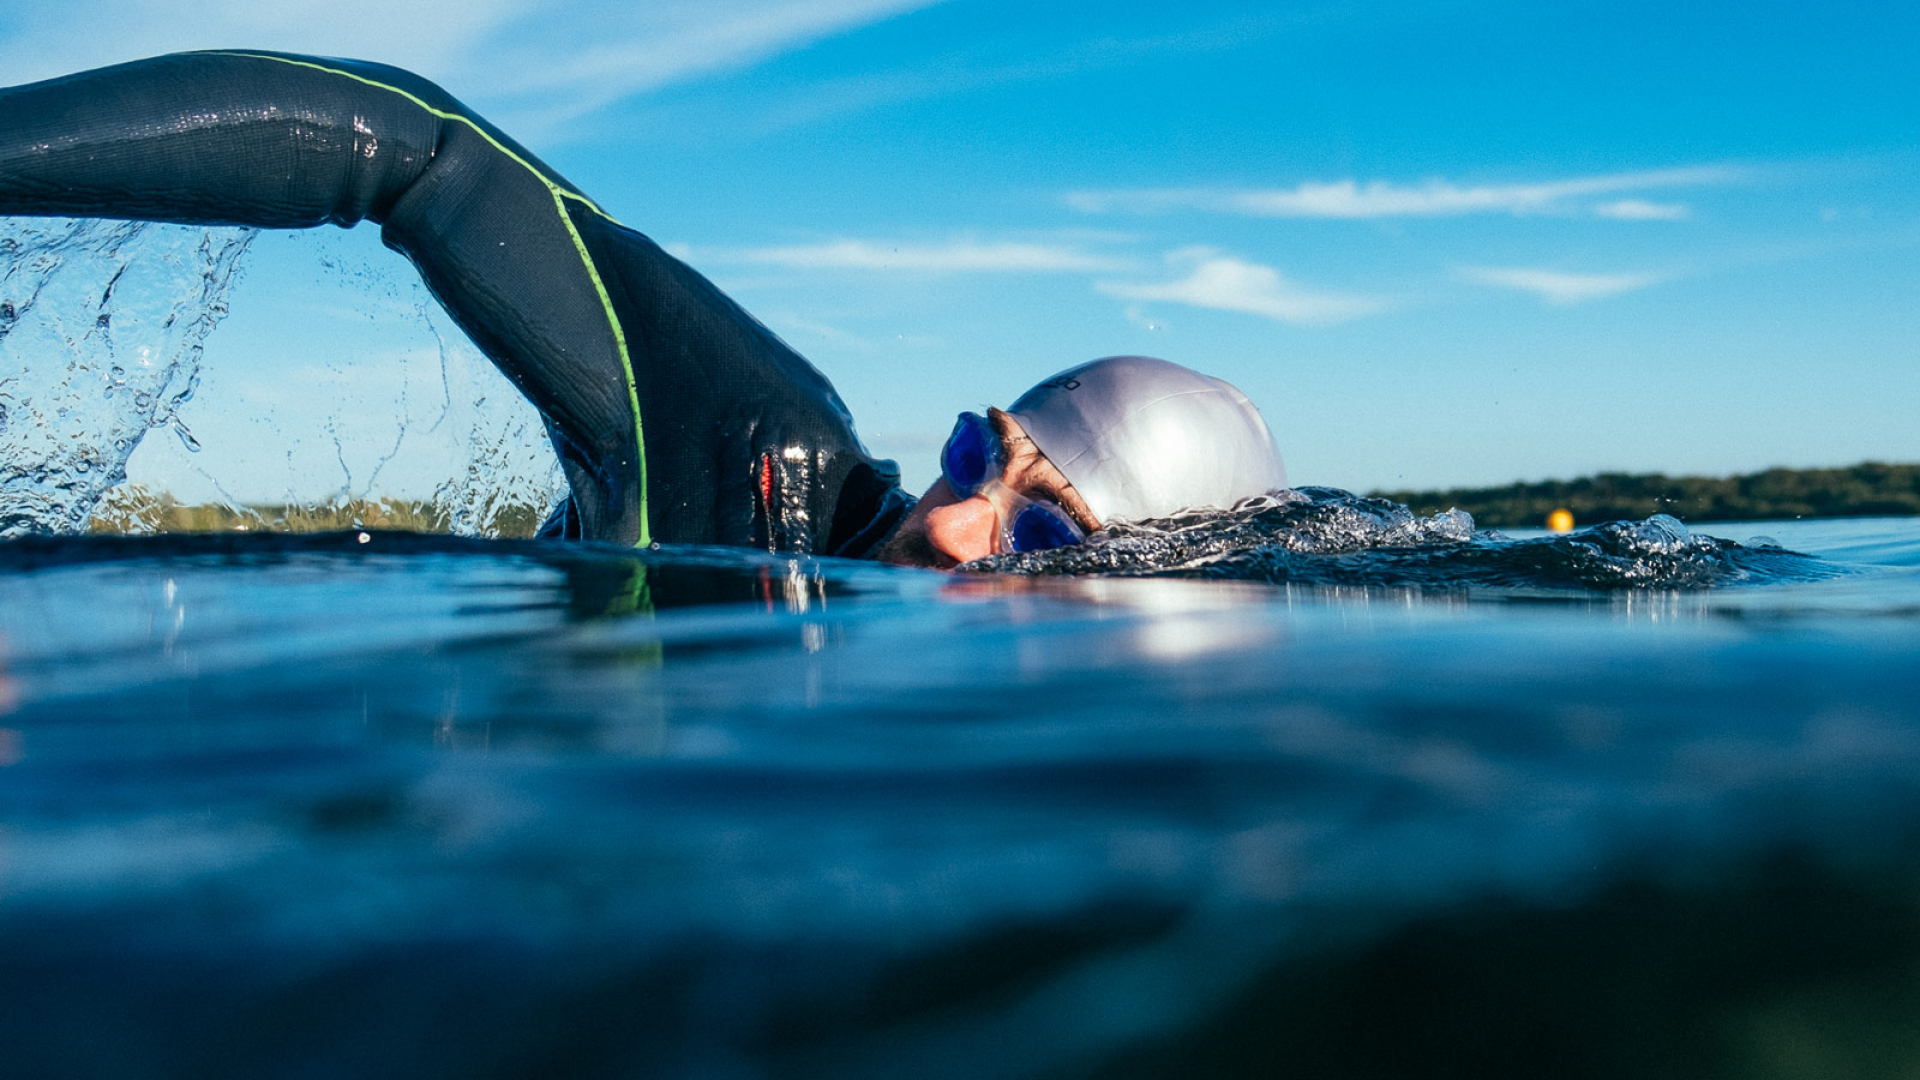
[0,631,16,718]
[0,518,1916,1077]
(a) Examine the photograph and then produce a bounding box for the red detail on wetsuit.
[757,452,777,550]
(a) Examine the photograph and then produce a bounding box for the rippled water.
[2,510,1918,1078]
[968,488,1850,590]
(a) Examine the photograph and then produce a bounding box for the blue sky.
[3,0,1916,502]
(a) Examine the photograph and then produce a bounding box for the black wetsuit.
[0,51,913,554]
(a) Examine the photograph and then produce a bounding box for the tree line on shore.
[74,461,1920,537]
[1371,462,1920,528]
[87,486,547,538]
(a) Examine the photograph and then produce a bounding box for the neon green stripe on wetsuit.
[0,51,912,554]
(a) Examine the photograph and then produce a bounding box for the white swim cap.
[1006,356,1287,525]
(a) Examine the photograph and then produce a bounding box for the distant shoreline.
[1370,462,1920,529]
[86,486,547,538]
[74,463,1920,537]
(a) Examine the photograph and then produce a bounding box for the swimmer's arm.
[0,51,651,545]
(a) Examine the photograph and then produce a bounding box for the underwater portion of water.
[1,513,1918,1077]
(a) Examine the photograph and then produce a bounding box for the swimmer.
[0,52,1285,567]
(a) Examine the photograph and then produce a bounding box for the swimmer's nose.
[926,494,999,565]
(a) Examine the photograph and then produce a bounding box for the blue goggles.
[940,411,1087,554]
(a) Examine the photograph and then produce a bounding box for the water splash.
[421,310,568,539]
[1,220,565,538]
[965,487,1843,590]
[0,218,253,536]
[273,271,564,538]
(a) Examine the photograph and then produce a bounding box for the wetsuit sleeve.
[0,51,651,544]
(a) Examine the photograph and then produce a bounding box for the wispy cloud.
[1459,266,1670,305]
[1068,167,1737,220]
[731,237,1131,273]
[1593,199,1691,221]
[0,0,513,86]
[1098,248,1384,326]
[649,11,1308,139]
[759,312,878,350]
[0,0,948,135]
[469,0,953,129]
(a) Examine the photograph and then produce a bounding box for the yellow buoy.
[1547,508,1575,533]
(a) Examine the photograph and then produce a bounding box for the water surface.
[2,513,1918,1078]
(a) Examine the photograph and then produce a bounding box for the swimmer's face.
[874,408,1100,569]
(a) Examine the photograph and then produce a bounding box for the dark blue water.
[2,504,1919,1078]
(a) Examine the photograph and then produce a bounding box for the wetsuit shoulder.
[566,219,907,552]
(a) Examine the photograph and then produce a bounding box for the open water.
[7,218,1920,1077]
[2,506,1919,1079]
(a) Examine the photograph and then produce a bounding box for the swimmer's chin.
[868,523,958,570]
[877,545,961,571]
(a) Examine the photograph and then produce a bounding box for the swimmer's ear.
[987,407,1100,533]
[984,407,1030,449]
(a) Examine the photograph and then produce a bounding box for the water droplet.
[173,420,201,453]
[74,459,91,474]
[134,392,152,409]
